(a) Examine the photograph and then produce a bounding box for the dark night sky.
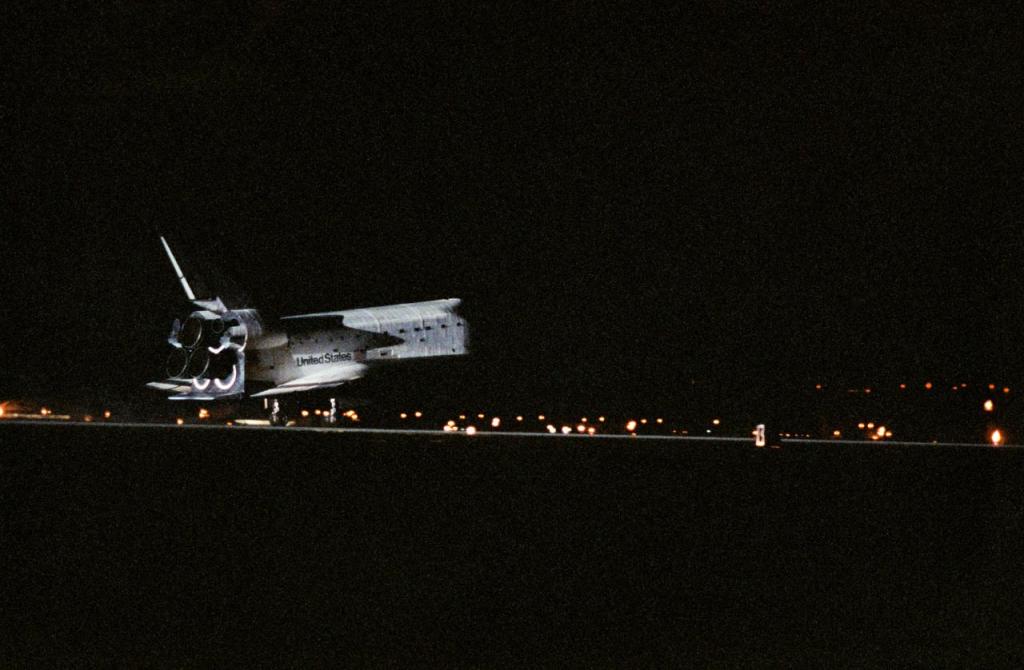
[2,2,1021,408]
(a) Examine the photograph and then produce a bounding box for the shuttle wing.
[250,362,368,397]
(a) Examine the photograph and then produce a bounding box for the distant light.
[538,415,546,421]
[84,415,92,422]
[477,413,484,419]
[833,430,841,437]
[641,419,648,425]
[400,413,408,419]
[576,424,586,433]
[925,382,933,390]
[314,409,322,416]
[712,419,721,426]
[867,422,875,430]
[40,408,49,416]
[656,418,664,425]
[459,414,467,420]
[301,410,310,418]
[198,408,210,420]
[626,420,638,432]
[989,384,997,391]
[0,406,4,418]
[103,410,112,419]
[815,384,823,390]
[858,423,866,429]
[885,431,893,438]
[991,429,1003,446]
[899,383,907,390]
[176,418,185,426]
[516,416,524,422]
[876,426,886,437]
[447,420,456,427]
[491,417,501,428]
[415,411,424,418]
[1004,387,1011,395]
[547,425,557,434]
[598,416,606,423]
[984,400,995,412]
[561,426,572,435]
[587,427,597,435]
[466,426,477,436]
[864,388,872,394]
[581,417,588,423]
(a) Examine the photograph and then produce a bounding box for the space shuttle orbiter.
[147,238,469,400]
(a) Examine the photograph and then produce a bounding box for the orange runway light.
[899,383,907,390]
[925,382,933,390]
[1004,387,1011,395]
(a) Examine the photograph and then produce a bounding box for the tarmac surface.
[2,422,1023,664]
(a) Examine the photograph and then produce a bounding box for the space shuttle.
[147,238,468,400]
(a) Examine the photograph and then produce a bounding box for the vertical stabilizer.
[161,236,197,300]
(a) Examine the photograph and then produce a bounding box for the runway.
[1,417,1015,449]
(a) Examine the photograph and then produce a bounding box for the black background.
[2,2,1021,410]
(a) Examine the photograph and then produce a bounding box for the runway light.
[476,413,484,419]
[833,430,841,437]
[301,410,310,418]
[989,384,997,391]
[176,418,185,426]
[984,400,995,412]
[1004,387,1011,395]
[626,420,638,432]
[198,408,210,420]
[415,411,424,418]
[858,423,866,429]
[885,431,893,438]
[40,408,50,416]
[538,415,546,421]
[400,413,408,419]
[103,410,112,419]
[925,382,933,390]
[867,422,875,430]
[991,429,1003,446]
[0,406,4,418]
[598,416,606,423]
[466,426,477,436]
[459,414,467,420]
[641,419,648,425]
[587,427,597,435]
[712,419,721,426]
[656,418,664,425]
[447,420,456,427]
[877,426,887,437]
[561,426,572,435]
[547,425,557,434]
[491,417,501,428]
[899,383,907,390]
[314,409,322,416]
[516,416,524,422]
[815,384,823,390]
[84,415,92,422]
[581,417,588,423]
[576,424,586,433]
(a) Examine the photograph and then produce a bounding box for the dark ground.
[2,424,1023,665]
